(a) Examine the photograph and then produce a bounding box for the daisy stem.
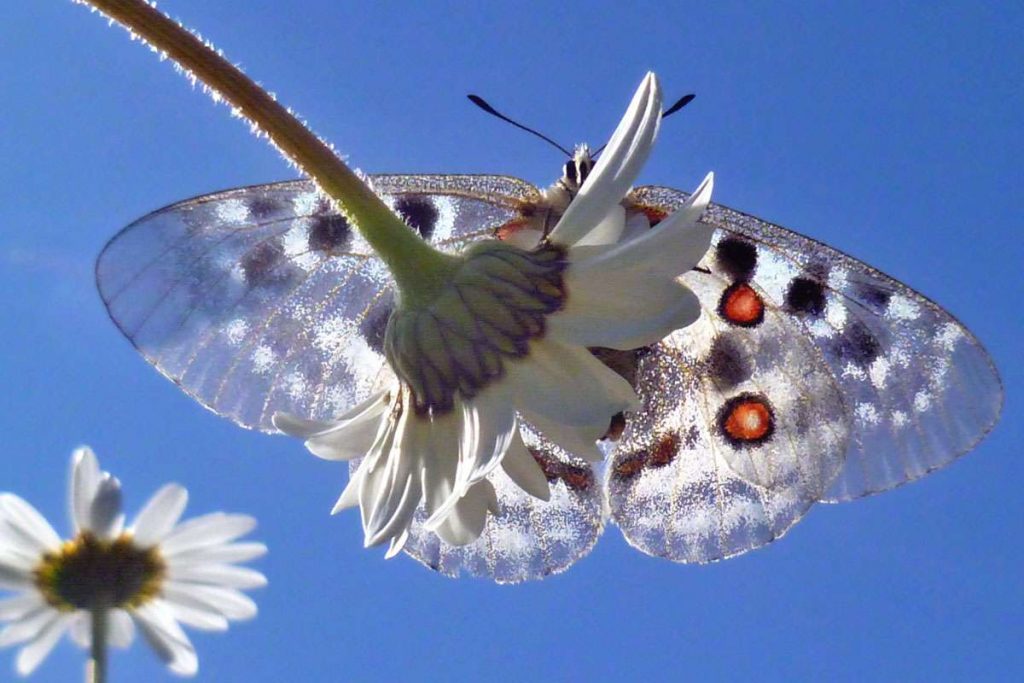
[87,608,108,683]
[78,0,458,308]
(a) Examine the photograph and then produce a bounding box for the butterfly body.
[96,166,1002,582]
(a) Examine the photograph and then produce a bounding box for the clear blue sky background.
[1,2,1021,681]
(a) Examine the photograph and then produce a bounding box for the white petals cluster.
[0,447,266,677]
[276,72,715,556]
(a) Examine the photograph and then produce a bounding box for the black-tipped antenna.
[663,93,696,119]
[467,95,573,157]
[591,93,696,157]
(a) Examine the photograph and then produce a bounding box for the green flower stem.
[87,608,107,683]
[81,0,456,306]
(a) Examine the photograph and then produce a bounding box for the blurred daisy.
[276,72,714,555]
[0,447,266,678]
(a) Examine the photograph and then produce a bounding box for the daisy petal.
[331,469,363,514]
[108,609,136,649]
[89,474,124,540]
[509,337,638,427]
[162,600,229,633]
[0,494,61,552]
[163,583,258,621]
[0,594,43,622]
[169,563,267,590]
[133,603,198,676]
[15,614,69,676]
[69,446,100,533]
[168,542,267,565]
[520,410,607,463]
[572,204,627,247]
[69,612,90,649]
[500,429,550,501]
[362,411,424,547]
[0,558,32,591]
[0,528,37,571]
[0,605,54,647]
[384,527,410,560]
[160,514,257,556]
[549,272,700,350]
[434,480,498,546]
[548,72,662,246]
[131,484,189,548]
[273,391,390,461]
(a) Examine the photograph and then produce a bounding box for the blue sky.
[1,1,1021,681]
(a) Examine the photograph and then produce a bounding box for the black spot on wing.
[246,196,281,220]
[715,237,757,281]
[705,335,752,389]
[833,319,881,366]
[395,196,439,240]
[308,212,351,253]
[785,277,826,317]
[855,281,892,310]
[360,293,395,354]
[241,241,285,286]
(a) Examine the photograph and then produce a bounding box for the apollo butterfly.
[96,147,1002,583]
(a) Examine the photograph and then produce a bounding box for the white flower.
[0,447,266,677]
[275,72,714,555]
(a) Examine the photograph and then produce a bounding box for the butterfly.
[96,149,1003,583]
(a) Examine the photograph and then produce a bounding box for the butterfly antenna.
[467,95,573,157]
[592,93,696,157]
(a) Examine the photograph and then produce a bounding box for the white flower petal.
[508,337,638,427]
[433,480,498,546]
[168,563,267,590]
[0,558,32,591]
[420,414,460,520]
[548,72,662,246]
[384,527,410,560]
[0,605,54,647]
[14,613,69,676]
[67,611,133,650]
[0,494,61,552]
[69,612,90,649]
[571,204,627,247]
[549,272,700,351]
[500,430,551,501]
[162,600,229,633]
[426,388,516,526]
[133,603,198,677]
[0,529,37,572]
[163,582,258,622]
[131,484,189,548]
[108,609,136,649]
[0,594,43,622]
[569,172,715,282]
[167,542,267,565]
[89,473,124,540]
[160,514,257,556]
[519,410,607,464]
[69,446,100,533]
[330,469,364,514]
[273,391,390,460]
[361,409,424,547]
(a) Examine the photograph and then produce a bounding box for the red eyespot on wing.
[718,394,775,446]
[718,282,765,327]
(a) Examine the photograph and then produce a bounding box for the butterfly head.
[558,144,596,195]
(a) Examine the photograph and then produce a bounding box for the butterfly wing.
[98,173,607,581]
[96,174,538,432]
[606,270,849,563]
[632,186,1003,503]
[399,421,606,583]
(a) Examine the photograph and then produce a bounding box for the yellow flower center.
[385,241,568,414]
[33,532,166,611]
